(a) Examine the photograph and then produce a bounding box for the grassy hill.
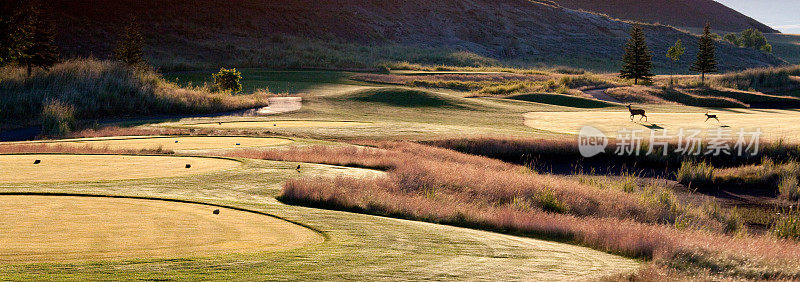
[766,34,800,64]
[550,0,777,33]
[46,0,784,73]
[0,59,269,131]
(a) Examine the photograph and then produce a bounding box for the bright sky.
[715,0,800,34]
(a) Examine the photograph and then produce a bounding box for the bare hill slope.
[47,0,784,72]
[550,0,778,33]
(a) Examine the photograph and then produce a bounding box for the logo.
[578,126,607,157]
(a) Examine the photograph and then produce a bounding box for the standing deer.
[627,104,647,122]
[705,112,719,123]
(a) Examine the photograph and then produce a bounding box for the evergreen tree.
[19,2,59,77]
[691,23,718,84]
[114,21,146,67]
[619,25,653,85]
[0,0,34,67]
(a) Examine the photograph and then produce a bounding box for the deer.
[627,104,647,122]
[705,112,719,123]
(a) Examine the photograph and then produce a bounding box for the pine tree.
[19,2,59,77]
[691,23,718,84]
[619,25,653,85]
[0,0,34,67]
[114,21,146,67]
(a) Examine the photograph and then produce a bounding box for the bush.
[774,206,800,240]
[676,160,715,187]
[212,68,242,93]
[535,189,570,214]
[40,100,75,136]
[779,174,800,202]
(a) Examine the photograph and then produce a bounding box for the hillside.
[550,0,778,33]
[46,0,784,72]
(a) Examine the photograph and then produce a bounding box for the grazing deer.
[627,104,647,122]
[705,112,719,123]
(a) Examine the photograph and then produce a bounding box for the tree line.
[1,1,147,76]
[0,1,58,76]
[620,23,720,85]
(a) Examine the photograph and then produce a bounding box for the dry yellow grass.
[524,110,800,142]
[5,136,293,151]
[0,195,322,263]
[185,120,372,129]
[0,155,241,183]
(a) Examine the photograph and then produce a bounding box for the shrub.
[676,161,715,187]
[212,67,242,93]
[535,188,570,214]
[40,100,75,136]
[774,206,800,240]
[779,174,800,202]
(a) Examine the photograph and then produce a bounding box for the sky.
[715,0,800,34]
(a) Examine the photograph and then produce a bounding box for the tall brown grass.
[40,100,76,137]
[220,141,800,279]
[0,143,173,155]
[351,72,613,96]
[711,65,800,91]
[0,59,270,129]
[229,142,800,279]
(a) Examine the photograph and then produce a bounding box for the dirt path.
[584,88,622,103]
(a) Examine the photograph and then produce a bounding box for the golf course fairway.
[186,120,371,129]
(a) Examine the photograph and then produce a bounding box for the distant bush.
[724,29,773,53]
[212,68,243,93]
[40,100,75,136]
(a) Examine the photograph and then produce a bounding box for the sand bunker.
[0,154,241,183]
[187,120,371,129]
[0,195,323,263]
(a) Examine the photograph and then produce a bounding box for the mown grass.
[0,59,270,130]
[506,93,615,108]
[237,142,800,279]
[338,88,468,108]
[353,72,614,96]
